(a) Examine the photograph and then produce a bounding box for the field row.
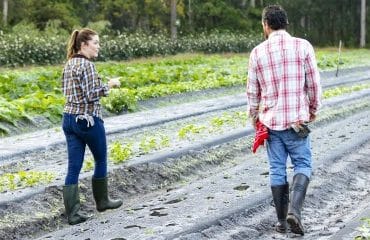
[1,50,370,136]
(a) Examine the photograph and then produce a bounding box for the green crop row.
[0,170,55,193]
[323,83,370,99]
[1,49,370,136]
[0,32,259,67]
[0,54,247,135]
[98,110,248,166]
[91,81,370,166]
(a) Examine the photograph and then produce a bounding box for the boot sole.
[97,201,123,212]
[68,215,88,225]
[287,214,304,235]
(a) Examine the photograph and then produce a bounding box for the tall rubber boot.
[63,184,89,225]
[287,173,309,235]
[271,183,289,233]
[92,177,123,212]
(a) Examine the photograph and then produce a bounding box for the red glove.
[252,120,269,153]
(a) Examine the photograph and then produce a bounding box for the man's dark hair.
[262,5,289,30]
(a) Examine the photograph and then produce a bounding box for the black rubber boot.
[287,173,309,235]
[92,177,123,212]
[63,184,89,225]
[271,183,289,233]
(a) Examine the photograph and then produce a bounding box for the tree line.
[0,0,368,47]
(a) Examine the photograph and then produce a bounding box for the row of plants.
[0,31,260,67]
[1,50,370,136]
[2,86,370,192]
[92,82,370,167]
[82,110,248,171]
[323,83,370,99]
[0,170,55,193]
[0,54,247,135]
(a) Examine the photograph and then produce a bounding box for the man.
[246,5,321,235]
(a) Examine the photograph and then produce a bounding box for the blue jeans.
[266,128,312,186]
[62,113,107,185]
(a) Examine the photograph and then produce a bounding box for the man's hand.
[252,120,269,153]
[309,113,316,122]
[108,77,121,89]
[251,117,258,130]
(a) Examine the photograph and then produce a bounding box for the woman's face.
[81,34,100,59]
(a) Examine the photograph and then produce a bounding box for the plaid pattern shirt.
[62,54,109,119]
[247,30,322,130]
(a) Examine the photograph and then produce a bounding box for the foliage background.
[0,0,368,48]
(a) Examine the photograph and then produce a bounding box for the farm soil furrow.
[1,87,370,205]
[0,90,367,239]
[0,67,369,240]
[31,99,370,240]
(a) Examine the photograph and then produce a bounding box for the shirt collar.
[72,53,89,60]
[268,29,290,39]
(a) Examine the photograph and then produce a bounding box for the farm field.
[1,50,370,240]
[1,48,370,136]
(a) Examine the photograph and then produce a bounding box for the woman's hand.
[108,77,121,89]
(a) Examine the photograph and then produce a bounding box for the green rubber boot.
[92,177,123,212]
[63,184,89,225]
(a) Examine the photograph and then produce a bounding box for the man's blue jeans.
[62,113,107,185]
[266,128,312,186]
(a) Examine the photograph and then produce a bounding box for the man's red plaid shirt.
[247,30,322,130]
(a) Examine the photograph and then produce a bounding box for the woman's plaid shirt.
[247,30,322,130]
[62,55,108,119]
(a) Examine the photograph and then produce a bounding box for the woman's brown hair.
[66,28,97,60]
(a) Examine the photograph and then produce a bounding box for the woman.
[62,28,122,225]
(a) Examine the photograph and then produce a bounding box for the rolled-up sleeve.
[246,49,261,119]
[304,43,322,114]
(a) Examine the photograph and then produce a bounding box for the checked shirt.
[247,30,322,130]
[62,54,109,119]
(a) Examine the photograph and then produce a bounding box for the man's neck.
[267,29,286,39]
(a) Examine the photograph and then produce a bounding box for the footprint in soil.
[149,207,168,217]
[150,210,168,217]
[165,197,187,204]
[124,225,145,229]
[233,183,250,191]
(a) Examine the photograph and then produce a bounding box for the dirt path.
[33,99,370,240]
[0,91,370,239]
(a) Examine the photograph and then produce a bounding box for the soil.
[1,67,370,240]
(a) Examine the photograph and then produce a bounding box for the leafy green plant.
[210,113,236,129]
[159,134,170,148]
[139,136,158,154]
[323,83,370,99]
[178,124,206,139]
[83,157,94,172]
[101,88,137,113]
[138,134,171,154]
[355,218,370,240]
[109,141,133,164]
[0,171,55,192]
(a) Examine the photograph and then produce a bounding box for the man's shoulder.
[251,40,268,54]
[291,36,313,47]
